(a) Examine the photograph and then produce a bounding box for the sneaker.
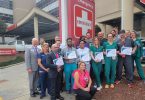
[115,80,120,85]
[97,85,102,91]
[105,84,109,89]
[93,84,97,88]
[110,84,115,89]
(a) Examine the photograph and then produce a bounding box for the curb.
[0,62,24,69]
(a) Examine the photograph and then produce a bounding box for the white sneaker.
[97,85,102,91]
[93,84,97,88]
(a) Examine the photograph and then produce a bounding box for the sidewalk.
[1,63,145,100]
[0,63,75,100]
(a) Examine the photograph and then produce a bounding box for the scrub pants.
[92,61,102,87]
[64,63,77,91]
[39,71,49,96]
[105,57,117,85]
[134,57,145,80]
[116,55,133,83]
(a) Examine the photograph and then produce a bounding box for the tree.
[95,25,101,36]
[0,20,7,34]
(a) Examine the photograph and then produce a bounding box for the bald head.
[32,38,39,46]
[51,44,58,52]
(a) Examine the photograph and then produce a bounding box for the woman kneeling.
[73,61,96,100]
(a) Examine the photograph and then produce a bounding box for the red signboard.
[140,0,145,4]
[0,49,16,55]
[59,0,95,44]
[7,24,17,31]
[68,0,95,44]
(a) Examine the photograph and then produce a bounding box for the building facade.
[95,0,145,38]
[0,0,13,25]
[10,0,145,40]
[36,0,59,17]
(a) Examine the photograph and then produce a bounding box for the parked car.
[7,40,32,52]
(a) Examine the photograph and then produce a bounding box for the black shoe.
[57,96,64,100]
[40,95,45,99]
[30,94,36,97]
[34,91,40,95]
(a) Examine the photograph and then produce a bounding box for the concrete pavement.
[0,63,75,100]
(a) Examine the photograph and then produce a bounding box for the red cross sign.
[75,5,93,37]
[67,0,95,44]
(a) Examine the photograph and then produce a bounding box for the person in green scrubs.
[103,33,118,89]
[131,31,145,82]
[90,37,103,91]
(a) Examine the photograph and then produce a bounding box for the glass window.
[17,40,22,44]
[8,41,15,45]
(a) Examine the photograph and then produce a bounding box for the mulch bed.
[94,67,145,100]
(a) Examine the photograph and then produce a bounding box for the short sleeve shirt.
[38,52,48,71]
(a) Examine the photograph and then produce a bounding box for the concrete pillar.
[2,36,5,44]
[60,0,68,46]
[121,0,134,31]
[34,16,39,39]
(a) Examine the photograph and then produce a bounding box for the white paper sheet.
[121,47,132,55]
[80,53,91,62]
[106,49,116,57]
[95,52,104,60]
[53,57,64,66]
[66,51,77,59]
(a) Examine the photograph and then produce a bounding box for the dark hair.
[119,29,126,34]
[67,38,72,41]
[79,39,86,44]
[79,36,86,41]
[86,32,90,35]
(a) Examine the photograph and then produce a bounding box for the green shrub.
[0,56,24,68]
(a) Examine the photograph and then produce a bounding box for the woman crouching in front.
[73,61,96,100]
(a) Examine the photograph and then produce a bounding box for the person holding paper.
[115,30,137,88]
[77,40,91,72]
[61,38,78,94]
[90,37,103,91]
[97,32,107,82]
[47,44,64,100]
[38,43,50,99]
[103,33,118,89]
[131,31,145,83]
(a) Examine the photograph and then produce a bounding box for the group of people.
[25,29,145,100]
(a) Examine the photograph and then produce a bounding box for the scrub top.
[38,52,49,72]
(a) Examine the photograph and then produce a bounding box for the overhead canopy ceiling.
[4,7,59,38]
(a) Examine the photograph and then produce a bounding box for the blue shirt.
[38,52,49,71]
